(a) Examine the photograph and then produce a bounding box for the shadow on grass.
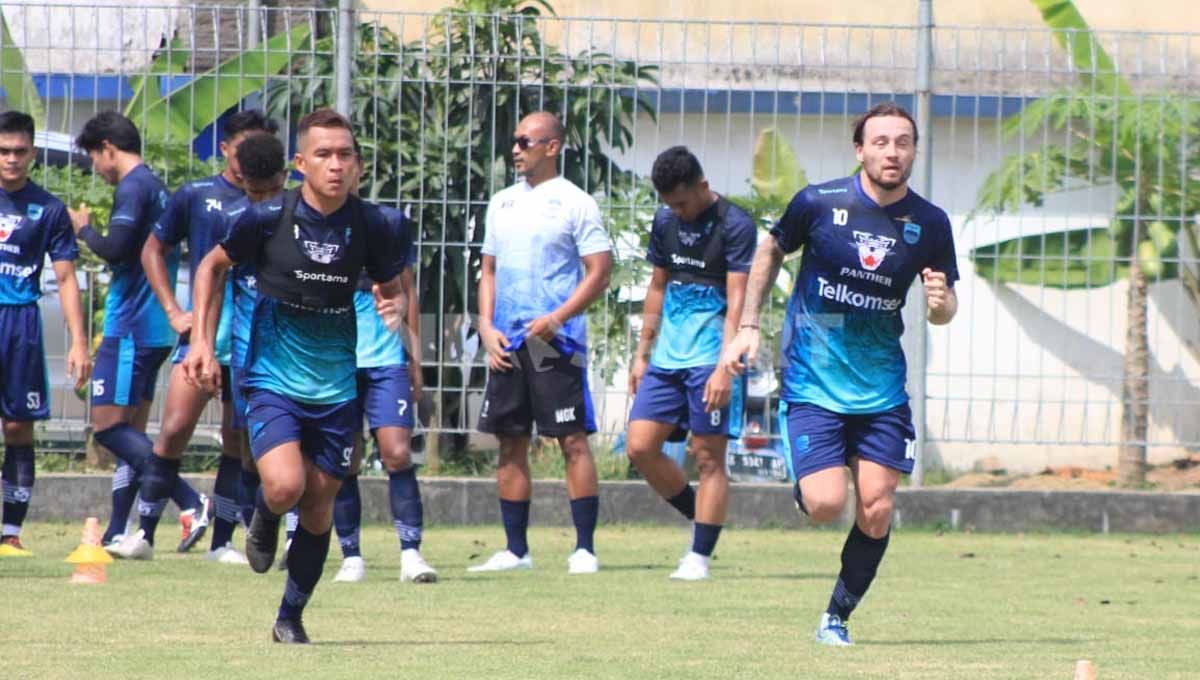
[312,639,554,647]
[725,572,837,581]
[859,638,1095,646]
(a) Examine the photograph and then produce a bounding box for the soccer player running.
[0,111,91,557]
[720,102,958,645]
[222,135,288,549]
[69,112,210,558]
[184,109,410,644]
[470,111,613,575]
[139,110,279,564]
[331,151,436,584]
[625,147,755,581]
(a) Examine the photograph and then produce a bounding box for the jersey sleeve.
[723,208,757,273]
[364,207,406,284]
[927,212,960,287]
[481,195,499,257]
[152,184,190,247]
[769,188,815,254]
[109,178,148,231]
[218,203,267,264]
[645,210,669,268]
[46,201,79,262]
[573,195,611,257]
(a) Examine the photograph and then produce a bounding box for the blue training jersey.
[0,180,78,305]
[101,164,177,346]
[771,174,958,414]
[220,193,403,404]
[153,173,244,364]
[481,177,611,353]
[646,198,756,369]
[225,199,258,369]
[355,205,414,368]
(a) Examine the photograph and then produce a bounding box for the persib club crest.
[678,230,701,247]
[302,240,340,264]
[26,203,44,221]
[0,214,23,242]
[853,231,895,272]
[903,221,921,245]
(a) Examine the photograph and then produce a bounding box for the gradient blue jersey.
[0,181,77,305]
[646,199,755,369]
[220,194,403,405]
[771,175,958,414]
[355,205,414,369]
[481,177,611,352]
[230,259,256,369]
[101,164,177,346]
[153,173,244,363]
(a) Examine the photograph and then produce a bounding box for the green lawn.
[2,523,1198,679]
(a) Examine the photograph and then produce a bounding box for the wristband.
[738,324,759,330]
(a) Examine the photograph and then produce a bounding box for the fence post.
[909,0,934,486]
[246,0,262,49]
[335,0,354,116]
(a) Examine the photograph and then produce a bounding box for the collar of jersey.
[852,173,912,216]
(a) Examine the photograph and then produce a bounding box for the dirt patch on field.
[936,454,1200,491]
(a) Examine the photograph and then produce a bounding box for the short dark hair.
[650,146,705,194]
[75,111,141,154]
[0,111,35,143]
[852,101,918,146]
[222,109,278,139]
[297,108,354,142]
[235,132,286,182]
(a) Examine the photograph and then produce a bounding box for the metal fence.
[3,3,1198,477]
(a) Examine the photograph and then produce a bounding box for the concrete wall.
[27,474,1200,533]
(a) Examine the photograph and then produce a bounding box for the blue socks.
[277,525,331,623]
[137,455,181,545]
[666,484,696,521]
[333,475,362,559]
[389,467,423,551]
[93,423,153,472]
[569,496,599,554]
[239,467,260,526]
[210,456,242,550]
[691,522,722,557]
[104,461,139,543]
[1,445,35,537]
[499,499,530,558]
[827,524,891,621]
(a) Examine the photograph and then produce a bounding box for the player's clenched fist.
[922,268,948,311]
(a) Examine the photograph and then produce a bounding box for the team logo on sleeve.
[0,214,22,242]
[852,231,895,272]
[26,204,44,221]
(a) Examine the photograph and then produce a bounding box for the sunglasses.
[512,135,551,151]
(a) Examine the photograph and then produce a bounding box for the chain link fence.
[3,3,1197,478]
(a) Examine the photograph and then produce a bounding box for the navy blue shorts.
[91,336,171,408]
[779,401,917,480]
[0,304,50,421]
[357,365,415,431]
[245,389,358,480]
[628,364,740,441]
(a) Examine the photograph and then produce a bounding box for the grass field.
[3,523,1198,679]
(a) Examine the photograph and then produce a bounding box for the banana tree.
[972,0,1199,484]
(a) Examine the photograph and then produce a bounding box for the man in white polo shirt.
[471,111,613,575]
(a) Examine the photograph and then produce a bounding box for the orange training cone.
[64,517,113,584]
